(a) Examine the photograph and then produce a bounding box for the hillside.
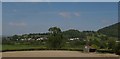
[98,22,119,38]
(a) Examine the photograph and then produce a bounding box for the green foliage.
[69,40,81,47]
[89,38,101,49]
[114,42,120,55]
[107,37,116,49]
[98,22,119,38]
[2,22,119,54]
[47,27,66,49]
[91,44,99,49]
[48,27,61,34]
[62,29,81,38]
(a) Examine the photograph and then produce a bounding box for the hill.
[98,22,119,38]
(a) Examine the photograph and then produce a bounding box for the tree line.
[2,26,120,54]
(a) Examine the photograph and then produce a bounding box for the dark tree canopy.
[48,27,61,34]
[62,29,81,38]
[47,27,65,48]
[98,22,119,39]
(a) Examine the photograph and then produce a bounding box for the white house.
[69,38,79,41]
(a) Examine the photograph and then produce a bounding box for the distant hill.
[98,22,119,38]
[62,29,81,38]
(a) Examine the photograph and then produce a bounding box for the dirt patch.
[2,50,119,57]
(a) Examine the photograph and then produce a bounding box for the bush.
[115,50,120,55]
[91,44,99,49]
[97,49,114,53]
[114,42,120,55]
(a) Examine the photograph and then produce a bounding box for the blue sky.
[2,2,118,35]
[0,2,2,35]
[2,0,120,2]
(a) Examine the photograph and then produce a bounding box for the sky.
[1,0,120,2]
[2,2,118,35]
[0,2,2,35]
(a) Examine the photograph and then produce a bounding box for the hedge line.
[2,48,83,52]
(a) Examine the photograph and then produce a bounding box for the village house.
[69,38,79,41]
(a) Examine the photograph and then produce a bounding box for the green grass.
[2,44,117,55]
[2,44,46,51]
[0,45,2,51]
[2,44,83,52]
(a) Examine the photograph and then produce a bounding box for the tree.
[12,35,19,41]
[107,37,116,50]
[115,42,120,55]
[47,27,65,49]
[62,29,81,38]
[48,27,61,34]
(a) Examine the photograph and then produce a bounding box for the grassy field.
[2,44,117,55]
[2,44,84,52]
[0,45,1,51]
[2,45,47,51]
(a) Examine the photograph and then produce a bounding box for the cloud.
[74,12,80,17]
[59,12,71,18]
[9,22,27,27]
[59,12,80,18]
[13,9,17,12]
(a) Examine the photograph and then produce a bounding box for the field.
[2,45,85,52]
[2,45,119,59]
[2,50,119,57]
[2,45,46,51]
